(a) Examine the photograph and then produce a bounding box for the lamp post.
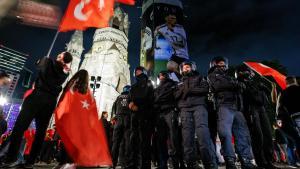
[91,76,101,96]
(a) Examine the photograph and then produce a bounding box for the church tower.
[80,6,131,118]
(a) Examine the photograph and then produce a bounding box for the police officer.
[126,66,154,169]
[175,61,218,169]
[111,85,131,169]
[154,71,180,169]
[207,57,256,169]
[236,65,278,169]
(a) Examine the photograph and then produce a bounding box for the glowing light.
[0,97,7,106]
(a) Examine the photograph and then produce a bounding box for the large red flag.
[24,129,35,155]
[244,61,287,89]
[55,89,112,167]
[59,0,114,32]
[117,0,135,5]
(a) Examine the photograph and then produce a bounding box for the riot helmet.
[122,85,131,93]
[179,61,197,76]
[209,56,229,70]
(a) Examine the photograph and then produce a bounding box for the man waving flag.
[244,61,287,89]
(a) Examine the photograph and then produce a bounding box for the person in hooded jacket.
[126,66,154,169]
[175,61,218,169]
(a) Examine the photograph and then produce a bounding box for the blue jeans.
[180,105,217,166]
[293,115,300,132]
[217,105,253,160]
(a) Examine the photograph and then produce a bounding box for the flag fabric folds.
[55,89,112,167]
[59,0,114,32]
[117,0,135,5]
[244,61,287,89]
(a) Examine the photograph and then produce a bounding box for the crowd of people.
[108,56,300,169]
[0,52,299,169]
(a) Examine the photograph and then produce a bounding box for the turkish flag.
[117,0,135,5]
[23,89,34,100]
[244,62,287,89]
[24,129,35,155]
[55,89,112,167]
[59,0,114,32]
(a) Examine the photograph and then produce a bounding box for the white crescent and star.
[81,100,90,109]
[74,0,105,21]
[258,63,270,68]
[99,0,105,11]
[74,0,92,21]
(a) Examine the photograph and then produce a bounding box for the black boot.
[23,163,34,169]
[204,163,218,169]
[179,159,187,169]
[241,158,258,169]
[186,162,203,169]
[225,158,237,169]
[263,163,281,169]
[170,156,180,169]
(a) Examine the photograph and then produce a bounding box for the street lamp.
[90,76,101,95]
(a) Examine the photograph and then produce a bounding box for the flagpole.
[46,30,60,58]
[262,75,273,84]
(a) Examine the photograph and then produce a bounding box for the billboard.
[140,0,189,78]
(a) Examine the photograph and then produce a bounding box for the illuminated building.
[68,6,131,118]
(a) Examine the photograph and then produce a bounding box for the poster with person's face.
[155,15,189,60]
[140,2,186,77]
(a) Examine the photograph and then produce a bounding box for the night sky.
[0,0,299,97]
[183,0,300,75]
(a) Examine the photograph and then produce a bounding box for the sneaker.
[286,165,297,169]
[264,163,281,169]
[52,164,64,169]
[23,163,34,169]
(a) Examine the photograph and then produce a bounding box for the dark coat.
[154,78,177,112]
[112,91,130,116]
[35,58,68,97]
[175,71,209,109]
[129,74,154,118]
[208,68,243,110]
